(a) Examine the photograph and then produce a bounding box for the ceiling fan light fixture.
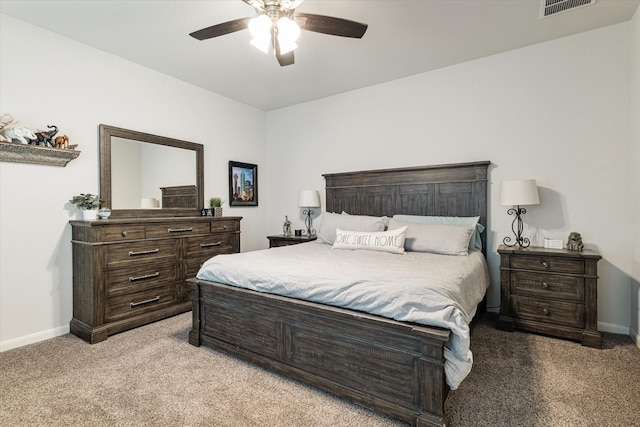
[250,36,271,53]
[277,37,298,55]
[249,14,271,53]
[276,16,300,54]
[190,0,368,66]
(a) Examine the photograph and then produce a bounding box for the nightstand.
[267,234,317,248]
[497,245,602,348]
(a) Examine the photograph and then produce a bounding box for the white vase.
[81,209,98,220]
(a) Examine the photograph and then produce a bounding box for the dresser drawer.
[105,239,179,267]
[105,286,177,322]
[184,255,212,278]
[146,222,210,238]
[512,271,584,301]
[184,233,236,258]
[99,225,146,242]
[211,220,240,233]
[510,255,584,274]
[105,261,180,297]
[512,295,584,328]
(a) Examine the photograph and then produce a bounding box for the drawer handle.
[129,272,160,282]
[541,261,550,269]
[130,296,160,307]
[543,308,550,316]
[200,242,222,248]
[223,225,228,229]
[542,282,550,289]
[168,227,193,233]
[121,231,128,237]
[128,249,159,256]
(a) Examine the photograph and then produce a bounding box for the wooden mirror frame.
[99,124,204,219]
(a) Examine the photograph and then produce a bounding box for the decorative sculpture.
[31,125,58,147]
[566,232,584,251]
[2,127,37,144]
[54,135,69,149]
[283,215,292,236]
[0,113,17,142]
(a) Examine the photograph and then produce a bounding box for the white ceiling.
[1,0,638,111]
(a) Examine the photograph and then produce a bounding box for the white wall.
[631,7,640,347]
[2,12,637,350]
[266,23,634,333]
[0,14,267,350]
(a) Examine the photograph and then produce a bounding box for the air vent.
[540,0,596,18]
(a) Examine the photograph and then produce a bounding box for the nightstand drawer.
[512,296,584,328]
[512,271,584,301]
[510,255,583,274]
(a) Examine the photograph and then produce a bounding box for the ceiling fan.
[189,0,368,67]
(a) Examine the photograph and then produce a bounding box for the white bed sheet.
[197,241,490,390]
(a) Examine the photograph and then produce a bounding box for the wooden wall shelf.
[0,141,80,167]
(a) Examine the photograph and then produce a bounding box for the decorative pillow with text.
[332,226,407,254]
[317,212,387,244]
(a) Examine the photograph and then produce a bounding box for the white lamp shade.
[500,179,540,206]
[298,190,320,208]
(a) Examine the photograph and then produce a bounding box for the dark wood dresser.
[70,216,241,343]
[267,234,317,248]
[497,245,602,348]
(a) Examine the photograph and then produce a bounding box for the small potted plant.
[69,193,103,220]
[209,197,224,217]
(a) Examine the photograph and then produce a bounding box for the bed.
[187,161,490,427]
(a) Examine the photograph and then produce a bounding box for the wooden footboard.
[188,278,451,427]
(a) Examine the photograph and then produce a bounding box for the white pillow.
[392,214,484,251]
[317,212,387,244]
[388,219,474,256]
[332,226,407,254]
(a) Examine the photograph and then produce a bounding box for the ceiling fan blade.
[296,13,368,38]
[189,17,251,40]
[275,38,295,66]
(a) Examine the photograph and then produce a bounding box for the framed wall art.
[229,161,258,206]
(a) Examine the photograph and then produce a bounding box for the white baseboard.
[630,326,640,350]
[0,324,70,352]
[1,320,638,351]
[598,321,630,336]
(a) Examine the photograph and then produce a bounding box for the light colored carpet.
[1,313,638,426]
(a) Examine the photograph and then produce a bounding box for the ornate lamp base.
[503,206,531,248]
[303,208,316,237]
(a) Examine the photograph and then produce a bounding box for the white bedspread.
[197,241,490,390]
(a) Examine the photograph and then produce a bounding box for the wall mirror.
[99,124,204,218]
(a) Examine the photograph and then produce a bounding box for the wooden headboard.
[323,161,490,252]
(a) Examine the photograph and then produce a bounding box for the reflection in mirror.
[99,124,204,219]
[110,137,196,209]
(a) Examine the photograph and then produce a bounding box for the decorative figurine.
[283,215,292,236]
[54,135,69,149]
[566,232,584,251]
[0,113,17,142]
[2,127,36,144]
[31,125,58,147]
